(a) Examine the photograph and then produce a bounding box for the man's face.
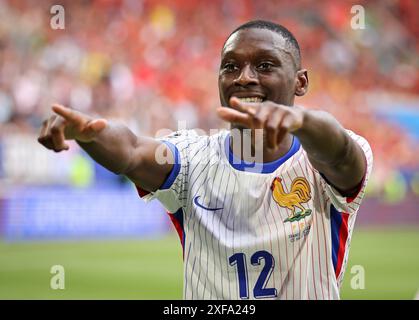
[219,28,299,108]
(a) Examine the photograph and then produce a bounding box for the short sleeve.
[322,130,373,214]
[135,130,202,213]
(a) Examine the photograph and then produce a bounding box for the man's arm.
[292,108,366,196]
[38,104,173,192]
[217,97,367,196]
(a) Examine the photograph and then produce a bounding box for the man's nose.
[233,64,259,86]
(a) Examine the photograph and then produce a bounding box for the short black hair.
[224,20,301,68]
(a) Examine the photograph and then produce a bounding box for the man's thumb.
[87,119,108,133]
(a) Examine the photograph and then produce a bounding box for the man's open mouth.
[233,96,265,103]
[237,97,264,103]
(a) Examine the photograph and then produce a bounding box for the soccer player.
[38,20,373,300]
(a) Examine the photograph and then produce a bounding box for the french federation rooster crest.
[271,177,312,223]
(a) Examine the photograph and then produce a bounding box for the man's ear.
[295,69,308,97]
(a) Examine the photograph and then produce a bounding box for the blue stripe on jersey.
[224,133,301,173]
[173,208,185,252]
[330,204,342,273]
[160,141,181,190]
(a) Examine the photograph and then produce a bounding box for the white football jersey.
[136,129,373,300]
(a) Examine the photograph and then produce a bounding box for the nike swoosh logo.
[193,196,223,211]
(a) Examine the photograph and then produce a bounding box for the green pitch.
[0,228,418,299]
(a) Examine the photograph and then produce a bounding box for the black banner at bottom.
[1,300,414,319]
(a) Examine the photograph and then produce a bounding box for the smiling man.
[38,20,373,300]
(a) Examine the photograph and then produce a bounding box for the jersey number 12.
[229,250,277,299]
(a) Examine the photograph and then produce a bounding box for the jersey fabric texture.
[136,129,373,300]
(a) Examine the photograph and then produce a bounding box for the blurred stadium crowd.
[0,0,418,203]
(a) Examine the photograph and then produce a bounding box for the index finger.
[216,107,253,128]
[229,97,259,116]
[51,104,83,123]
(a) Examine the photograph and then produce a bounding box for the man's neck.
[229,126,293,163]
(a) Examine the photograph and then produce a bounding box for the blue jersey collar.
[224,133,301,174]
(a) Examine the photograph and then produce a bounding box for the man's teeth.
[237,97,263,103]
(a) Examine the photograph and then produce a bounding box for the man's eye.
[257,62,274,71]
[223,63,238,72]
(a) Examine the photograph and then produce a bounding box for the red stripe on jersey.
[135,186,150,198]
[335,213,350,278]
[135,185,184,258]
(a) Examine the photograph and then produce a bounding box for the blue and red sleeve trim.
[330,204,350,279]
[134,141,184,257]
[320,145,368,204]
[168,208,185,258]
[159,141,181,190]
[134,140,180,196]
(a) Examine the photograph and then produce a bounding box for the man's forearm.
[76,122,139,175]
[75,121,172,192]
[293,107,365,194]
[38,101,172,191]
[294,108,350,166]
